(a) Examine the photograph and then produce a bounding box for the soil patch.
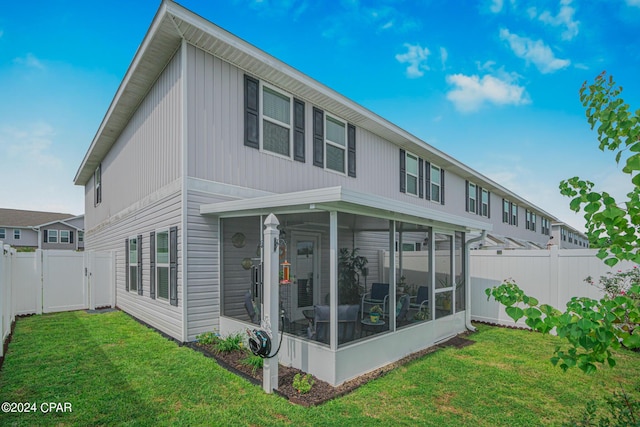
[188,331,474,407]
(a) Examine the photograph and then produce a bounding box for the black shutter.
[137,234,143,295]
[44,230,48,243]
[440,168,445,205]
[125,238,130,292]
[312,107,324,167]
[418,158,424,198]
[465,180,469,212]
[399,149,406,193]
[476,185,481,215]
[347,124,356,177]
[170,226,178,306]
[70,231,74,244]
[150,231,156,300]
[244,75,259,149]
[487,191,491,219]
[293,98,305,162]
[425,162,431,200]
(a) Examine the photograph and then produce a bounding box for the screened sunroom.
[201,187,488,386]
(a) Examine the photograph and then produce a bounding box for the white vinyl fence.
[0,245,114,358]
[470,247,636,327]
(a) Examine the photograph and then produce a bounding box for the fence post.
[548,246,560,309]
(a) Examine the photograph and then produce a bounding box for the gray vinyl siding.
[85,186,183,340]
[87,48,183,231]
[0,227,37,248]
[41,222,78,250]
[185,190,227,341]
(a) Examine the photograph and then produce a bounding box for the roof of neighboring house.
[0,208,75,228]
[73,0,558,221]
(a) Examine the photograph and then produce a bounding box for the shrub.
[241,353,264,375]
[215,333,244,353]
[196,331,219,346]
[564,385,640,427]
[292,373,315,394]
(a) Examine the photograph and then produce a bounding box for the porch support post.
[388,221,396,329]
[329,211,338,351]
[263,213,280,393]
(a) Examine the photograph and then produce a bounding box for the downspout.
[464,230,486,332]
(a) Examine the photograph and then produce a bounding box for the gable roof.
[0,209,75,228]
[73,0,558,221]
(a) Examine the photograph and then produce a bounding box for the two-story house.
[0,208,84,251]
[74,1,571,386]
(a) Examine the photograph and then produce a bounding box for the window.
[541,218,550,235]
[430,164,442,203]
[468,182,477,214]
[511,203,518,226]
[325,115,347,173]
[94,164,102,206]
[78,231,84,242]
[526,210,536,231]
[14,229,20,240]
[503,199,510,223]
[405,152,419,195]
[60,230,70,243]
[0,228,5,239]
[561,228,567,241]
[156,231,170,301]
[262,85,292,157]
[47,230,58,243]
[481,189,489,217]
[128,237,139,293]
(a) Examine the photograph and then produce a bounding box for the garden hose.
[247,310,285,359]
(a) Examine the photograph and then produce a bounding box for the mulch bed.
[188,333,475,407]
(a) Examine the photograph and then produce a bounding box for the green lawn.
[0,311,638,426]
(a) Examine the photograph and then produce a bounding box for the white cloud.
[13,53,45,70]
[2,122,61,168]
[534,0,580,40]
[500,28,570,73]
[627,0,640,7]
[440,47,448,70]
[395,43,431,78]
[490,0,504,13]
[445,73,530,113]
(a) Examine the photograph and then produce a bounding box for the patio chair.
[312,304,360,344]
[409,286,429,313]
[361,283,389,319]
[396,294,411,323]
[244,291,260,325]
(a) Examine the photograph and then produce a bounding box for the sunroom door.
[291,233,320,320]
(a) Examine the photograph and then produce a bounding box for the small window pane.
[129,239,138,264]
[130,266,138,291]
[431,184,440,202]
[158,267,169,300]
[263,87,290,124]
[326,144,345,172]
[406,154,418,175]
[326,117,345,146]
[0,228,5,239]
[157,231,169,264]
[263,120,290,156]
[407,175,417,195]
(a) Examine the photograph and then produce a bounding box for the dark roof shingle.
[0,208,75,228]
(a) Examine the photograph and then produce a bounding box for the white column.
[329,211,338,351]
[262,213,280,393]
[388,221,396,328]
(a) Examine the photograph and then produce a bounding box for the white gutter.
[465,230,486,332]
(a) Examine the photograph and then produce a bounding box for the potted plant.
[338,248,368,305]
[412,306,430,322]
[369,305,383,323]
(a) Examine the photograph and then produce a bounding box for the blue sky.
[1,0,639,231]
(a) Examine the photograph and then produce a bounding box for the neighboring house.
[73,1,579,386]
[0,209,85,251]
[551,222,589,249]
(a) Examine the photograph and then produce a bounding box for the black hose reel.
[246,310,285,359]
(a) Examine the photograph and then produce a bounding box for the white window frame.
[481,189,489,217]
[78,231,84,242]
[155,230,170,302]
[430,164,441,203]
[0,228,5,239]
[511,203,518,226]
[129,236,139,293]
[405,152,419,196]
[502,199,510,223]
[260,82,293,159]
[14,229,21,240]
[94,164,102,206]
[324,113,347,174]
[48,229,58,243]
[468,182,477,214]
[60,230,70,243]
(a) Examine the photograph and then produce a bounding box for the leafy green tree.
[487,72,640,373]
[560,71,640,267]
